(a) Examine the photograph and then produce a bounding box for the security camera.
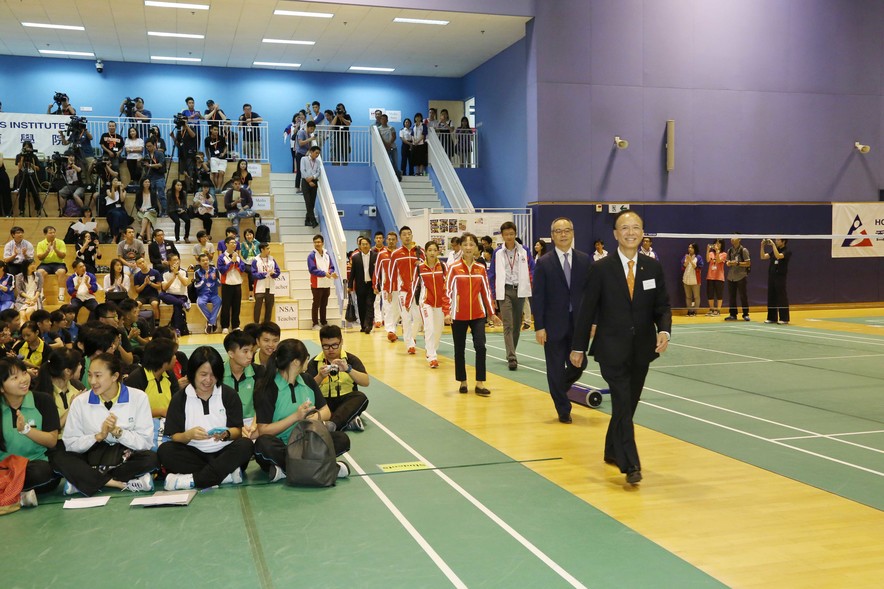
[95,59,104,73]
[614,136,629,150]
[854,141,871,154]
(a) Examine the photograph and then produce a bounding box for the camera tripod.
[16,154,45,217]
[39,159,66,215]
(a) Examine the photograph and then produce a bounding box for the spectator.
[118,298,151,357]
[14,260,44,322]
[240,228,261,303]
[238,103,264,160]
[295,121,317,191]
[639,237,659,261]
[725,236,751,321]
[148,229,179,274]
[378,114,398,176]
[222,330,264,437]
[224,178,259,231]
[76,229,101,275]
[99,121,124,170]
[94,302,134,367]
[284,111,306,174]
[204,99,228,129]
[35,226,67,303]
[123,337,179,447]
[192,182,216,236]
[307,325,370,432]
[399,118,414,176]
[307,235,337,330]
[58,153,85,214]
[122,127,143,187]
[217,237,244,334]
[252,321,280,366]
[300,145,322,228]
[160,254,191,336]
[103,258,131,304]
[592,239,608,262]
[0,262,14,312]
[251,243,280,324]
[454,117,473,167]
[13,321,45,370]
[204,125,228,190]
[436,108,453,158]
[32,347,84,436]
[170,114,198,182]
[230,159,252,192]
[192,230,215,264]
[117,227,144,276]
[761,238,791,325]
[134,177,160,242]
[142,140,167,215]
[705,239,726,317]
[3,226,34,277]
[193,253,222,334]
[411,113,428,176]
[147,125,167,154]
[166,180,191,243]
[329,103,352,166]
[104,177,128,244]
[120,97,152,140]
[533,238,547,262]
[681,243,703,317]
[133,257,161,327]
[66,259,99,323]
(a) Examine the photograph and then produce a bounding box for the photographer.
[237,103,264,160]
[60,117,94,170]
[47,93,76,116]
[306,325,369,432]
[15,141,42,216]
[57,153,86,214]
[148,126,167,154]
[329,103,352,165]
[171,114,198,184]
[99,121,124,170]
[120,97,151,140]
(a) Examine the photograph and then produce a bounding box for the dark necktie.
[289,383,297,404]
[563,253,571,288]
[104,400,113,410]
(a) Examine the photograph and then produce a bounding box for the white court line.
[772,430,884,442]
[362,411,590,589]
[343,452,468,589]
[739,326,884,346]
[653,352,884,370]
[668,341,771,362]
[641,401,884,477]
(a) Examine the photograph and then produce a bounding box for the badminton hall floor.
[4,307,883,588]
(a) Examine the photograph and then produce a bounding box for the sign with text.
[428,212,513,257]
[832,203,884,258]
[274,270,291,297]
[247,162,262,177]
[0,112,70,157]
[275,302,299,330]
[252,196,271,211]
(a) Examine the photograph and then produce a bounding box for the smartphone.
[207,428,227,436]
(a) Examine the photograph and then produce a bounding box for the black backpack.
[285,409,338,487]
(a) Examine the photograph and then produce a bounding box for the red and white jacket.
[388,244,424,308]
[446,259,495,321]
[418,261,450,314]
[373,248,394,293]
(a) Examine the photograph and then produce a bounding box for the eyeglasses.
[102,315,117,320]
[552,228,573,235]
[320,342,341,350]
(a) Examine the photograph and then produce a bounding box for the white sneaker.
[183,300,191,310]
[221,468,243,485]
[312,324,321,331]
[337,461,350,478]
[222,328,229,334]
[344,415,365,432]
[268,465,286,483]
[248,295,254,302]
[20,489,38,507]
[123,473,155,493]
[58,288,65,300]
[63,480,79,496]
[164,473,195,491]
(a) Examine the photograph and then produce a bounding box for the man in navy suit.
[349,236,378,333]
[571,210,671,486]
[533,217,591,423]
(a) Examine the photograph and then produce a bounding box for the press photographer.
[171,113,198,181]
[60,115,94,169]
[120,96,152,139]
[14,141,42,216]
[47,92,76,116]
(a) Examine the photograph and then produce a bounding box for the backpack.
[63,199,82,218]
[255,224,271,244]
[285,409,338,487]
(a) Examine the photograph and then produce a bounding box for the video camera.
[173,113,187,129]
[54,92,68,105]
[122,97,136,117]
[66,115,88,136]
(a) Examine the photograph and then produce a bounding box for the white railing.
[70,115,270,163]
[315,126,372,165]
[370,126,415,229]
[315,157,350,316]
[428,128,474,213]
[430,125,477,169]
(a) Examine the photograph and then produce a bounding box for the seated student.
[118,298,151,359]
[191,182,216,236]
[94,302,134,368]
[32,348,85,437]
[76,230,101,275]
[14,259,44,322]
[192,231,216,265]
[159,346,253,490]
[50,353,158,496]
[224,178,261,230]
[66,259,100,323]
[124,337,179,451]
[133,257,162,327]
[13,321,46,370]
[216,226,239,259]
[0,309,22,339]
[59,304,80,343]
[0,261,15,311]
[30,310,61,351]
[160,254,191,336]
[34,226,68,303]
[103,258,131,304]
[0,357,61,508]
[253,339,350,483]
[222,330,264,439]
[148,229,179,274]
[0,321,16,358]
[253,321,280,366]
[306,325,369,432]
[47,311,72,349]
[152,327,188,391]
[74,321,119,379]
[193,253,221,334]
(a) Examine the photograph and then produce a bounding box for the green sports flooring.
[2,342,723,589]
[434,322,884,510]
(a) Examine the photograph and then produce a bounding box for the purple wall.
[527,0,884,203]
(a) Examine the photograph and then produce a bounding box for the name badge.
[642,278,656,290]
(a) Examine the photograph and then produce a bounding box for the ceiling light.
[151,55,201,62]
[262,38,315,46]
[349,66,395,72]
[393,17,449,26]
[39,49,95,57]
[144,1,210,9]
[148,31,205,39]
[22,22,85,31]
[254,61,301,68]
[273,10,334,18]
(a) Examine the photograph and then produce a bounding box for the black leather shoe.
[458,385,468,394]
[558,415,572,424]
[604,456,617,465]
[474,387,491,397]
[508,360,517,370]
[626,468,642,485]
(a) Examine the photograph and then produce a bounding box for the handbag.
[285,409,338,487]
[345,291,358,323]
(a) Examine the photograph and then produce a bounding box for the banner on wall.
[428,212,514,257]
[0,113,70,157]
[831,203,884,258]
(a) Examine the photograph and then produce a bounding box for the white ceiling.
[0,0,530,77]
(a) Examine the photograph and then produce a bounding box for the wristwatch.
[345,364,352,374]
[20,422,31,435]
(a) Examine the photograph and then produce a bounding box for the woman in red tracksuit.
[418,241,450,369]
[445,233,501,396]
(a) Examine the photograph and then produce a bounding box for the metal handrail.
[370,126,415,228]
[314,156,349,317]
[428,128,474,213]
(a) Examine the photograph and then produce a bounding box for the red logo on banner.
[841,215,874,247]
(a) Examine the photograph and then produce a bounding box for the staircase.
[401,175,442,210]
[271,172,342,329]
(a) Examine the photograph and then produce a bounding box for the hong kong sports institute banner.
[832,203,884,258]
[0,113,70,157]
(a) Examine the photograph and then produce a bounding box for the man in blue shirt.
[194,253,222,334]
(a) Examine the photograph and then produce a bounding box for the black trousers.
[70,297,99,324]
[220,283,243,329]
[301,180,318,222]
[767,275,790,322]
[311,287,330,325]
[157,438,253,488]
[326,392,369,430]
[355,281,375,330]
[599,360,650,474]
[24,459,61,493]
[544,331,574,419]
[451,317,486,382]
[50,443,159,496]
[253,431,350,472]
[728,278,749,317]
[169,209,191,241]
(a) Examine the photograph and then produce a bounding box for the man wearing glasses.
[532,218,591,424]
[306,325,370,432]
[94,301,135,366]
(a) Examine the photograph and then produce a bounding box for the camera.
[336,107,344,114]
[174,113,187,129]
[54,92,68,105]
[122,97,136,117]
[50,151,66,164]
[327,364,339,376]
[66,115,87,136]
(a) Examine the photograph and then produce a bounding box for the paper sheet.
[63,496,111,509]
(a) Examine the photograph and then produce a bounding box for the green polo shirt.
[255,373,319,442]
[1,391,59,462]
[223,361,260,419]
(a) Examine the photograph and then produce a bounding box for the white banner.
[0,112,71,157]
[275,301,299,330]
[273,270,291,297]
[427,212,514,258]
[832,203,884,258]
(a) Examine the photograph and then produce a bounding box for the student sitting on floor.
[50,353,158,496]
[306,325,369,433]
[13,321,46,371]
[32,348,85,437]
[0,357,61,508]
[152,327,189,391]
[124,337,179,451]
[223,330,264,439]
[253,339,350,482]
[159,346,253,490]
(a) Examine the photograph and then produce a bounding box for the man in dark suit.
[349,236,378,333]
[533,217,591,423]
[571,210,672,486]
[147,229,180,274]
